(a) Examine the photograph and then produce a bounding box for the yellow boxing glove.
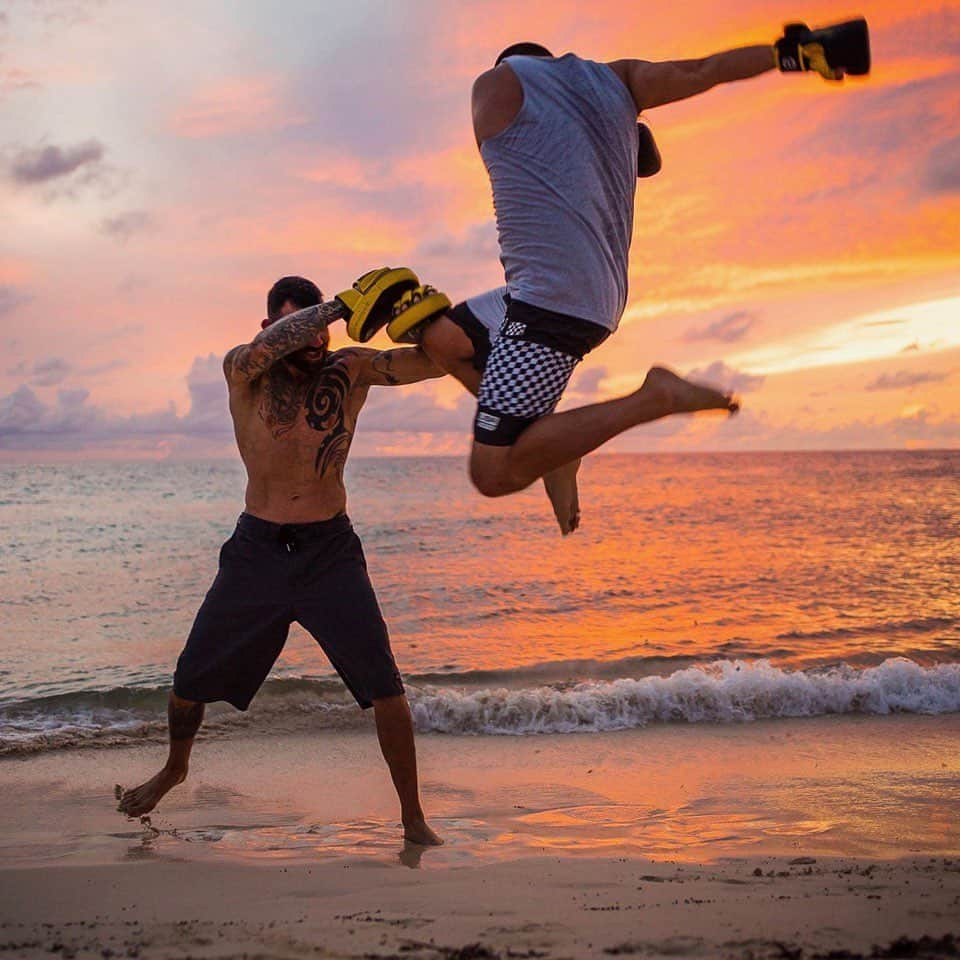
[386,285,453,344]
[336,267,420,342]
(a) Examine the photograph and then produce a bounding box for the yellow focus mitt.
[386,285,453,344]
[336,267,420,342]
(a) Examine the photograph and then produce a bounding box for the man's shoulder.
[472,62,516,100]
[223,343,248,364]
[327,346,376,371]
[223,343,256,387]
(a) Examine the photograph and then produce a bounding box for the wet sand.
[1,715,957,958]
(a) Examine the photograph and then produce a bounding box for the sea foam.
[409,658,960,735]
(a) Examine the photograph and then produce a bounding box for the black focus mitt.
[775,18,870,80]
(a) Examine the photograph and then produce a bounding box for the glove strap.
[799,42,838,81]
[774,41,804,72]
[775,22,811,72]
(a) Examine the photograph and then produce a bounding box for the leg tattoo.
[169,697,204,741]
[117,693,204,817]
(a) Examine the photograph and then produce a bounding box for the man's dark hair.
[266,276,322,321]
[495,42,553,66]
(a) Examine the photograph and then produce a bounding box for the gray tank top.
[466,286,509,339]
[480,54,639,332]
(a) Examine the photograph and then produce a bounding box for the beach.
[5,0,960,951]
[2,714,958,958]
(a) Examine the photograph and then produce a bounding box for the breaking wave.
[1,658,957,754]
[410,658,960,735]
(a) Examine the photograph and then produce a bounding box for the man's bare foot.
[403,816,444,846]
[117,766,186,817]
[640,366,739,416]
[543,459,581,535]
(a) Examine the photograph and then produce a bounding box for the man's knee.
[372,693,411,720]
[469,446,527,498]
[421,315,473,372]
[168,692,204,740]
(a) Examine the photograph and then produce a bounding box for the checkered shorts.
[473,301,609,446]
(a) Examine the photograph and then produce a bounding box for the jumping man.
[375,21,870,515]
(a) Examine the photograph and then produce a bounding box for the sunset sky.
[1,0,958,459]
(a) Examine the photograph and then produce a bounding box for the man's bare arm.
[224,302,344,384]
[610,46,775,112]
[358,347,446,387]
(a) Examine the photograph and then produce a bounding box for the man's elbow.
[416,356,447,383]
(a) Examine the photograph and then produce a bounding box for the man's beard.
[285,345,328,374]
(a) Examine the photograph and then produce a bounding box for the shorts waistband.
[505,299,609,359]
[237,512,352,541]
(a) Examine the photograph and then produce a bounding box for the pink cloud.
[171,77,305,139]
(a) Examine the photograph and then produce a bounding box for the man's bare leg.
[543,458,581,534]
[422,317,582,533]
[471,366,738,497]
[372,694,442,846]
[118,693,203,817]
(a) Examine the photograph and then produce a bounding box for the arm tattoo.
[232,302,343,380]
[371,351,400,385]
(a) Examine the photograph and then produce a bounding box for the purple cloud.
[813,72,958,159]
[30,357,71,387]
[360,382,473,434]
[0,350,472,452]
[0,285,31,316]
[683,311,757,344]
[878,8,960,59]
[686,361,764,394]
[923,135,960,194]
[0,354,231,447]
[418,222,498,260]
[0,385,47,434]
[180,354,231,434]
[569,365,608,397]
[9,139,105,184]
[100,210,154,242]
[866,370,949,392]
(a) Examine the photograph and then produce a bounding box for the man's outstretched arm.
[609,46,776,112]
[225,302,343,384]
[357,346,446,387]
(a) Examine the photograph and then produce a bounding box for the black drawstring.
[278,526,297,553]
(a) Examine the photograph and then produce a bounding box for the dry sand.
[1,855,958,959]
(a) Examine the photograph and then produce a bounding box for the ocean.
[1,451,958,755]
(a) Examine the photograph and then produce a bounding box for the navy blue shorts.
[173,513,403,711]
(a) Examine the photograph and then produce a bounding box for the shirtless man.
[119,273,443,846]
[379,22,869,520]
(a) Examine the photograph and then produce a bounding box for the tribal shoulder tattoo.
[371,351,400,385]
